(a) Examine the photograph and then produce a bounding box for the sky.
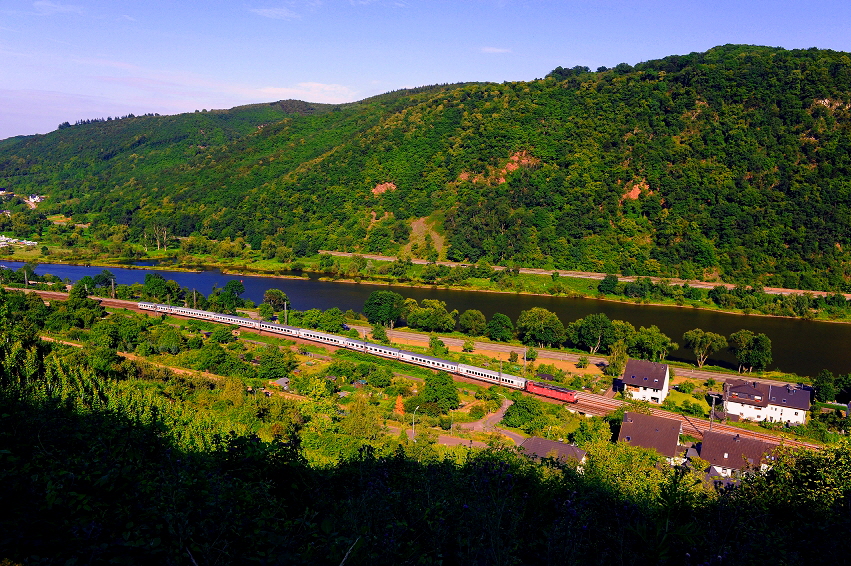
[1,0,850,140]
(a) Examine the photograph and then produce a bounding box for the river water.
[3,261,848,377]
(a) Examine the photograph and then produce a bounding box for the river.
[3,261,848,377]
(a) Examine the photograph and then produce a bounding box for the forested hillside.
[2,45,851,290]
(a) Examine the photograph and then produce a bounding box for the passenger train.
[138,302,578,403]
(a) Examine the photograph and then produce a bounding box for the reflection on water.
[2,261,848,377]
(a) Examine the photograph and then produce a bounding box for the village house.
[520,436,587,465]
[699,430,775,477]
[724,379,811,425]
[617,411,683,463]
[619,359,670,403]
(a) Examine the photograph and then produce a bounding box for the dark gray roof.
[621,359,668,390]
[725,379,769,406]
[699,431,775,471]
[617,411,682,458]
[767,384,811,411]
[520,437,587,463]
[725,379,811,411]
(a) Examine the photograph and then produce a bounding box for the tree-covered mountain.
[2,45,851,291]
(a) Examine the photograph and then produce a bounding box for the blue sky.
[1,0,850,140]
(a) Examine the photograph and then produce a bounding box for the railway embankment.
[23,289,824,449]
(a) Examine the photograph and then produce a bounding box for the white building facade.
[620,359,670,404]
[724,380,810,425]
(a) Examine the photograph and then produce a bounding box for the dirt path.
[457,398,525,445]
[351,324,606,374]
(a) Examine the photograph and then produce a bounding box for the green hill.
[2,45,851,291]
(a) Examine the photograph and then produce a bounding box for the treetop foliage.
[4,46,851,290]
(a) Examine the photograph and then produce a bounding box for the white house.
[620,359,670,404]
[724,379,810,425]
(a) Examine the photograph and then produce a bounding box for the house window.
[625,436,631,441]
[723,453,728,459]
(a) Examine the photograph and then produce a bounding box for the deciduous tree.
[486,313,514,342]
[682,328,727,368]
[421,371,459,413]
[517,307,566,347]
[459,309,487,336]
[362,290,404,328]
[629,325,678,361]
[568,313,613,354]
[263,288,291,311]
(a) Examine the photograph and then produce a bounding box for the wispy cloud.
[250,7,300,20]
[481,46,511,54]
[32,1,83,16]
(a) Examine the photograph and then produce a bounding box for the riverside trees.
[359,291,779,373]
[729,330,773,372]
[363,290,404,328]
[516,307,566,347]
[682,328,727,368]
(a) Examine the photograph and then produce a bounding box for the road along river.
[3,261,849,377]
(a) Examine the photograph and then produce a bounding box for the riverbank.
[3,258,851,377]
[4,247,851,324]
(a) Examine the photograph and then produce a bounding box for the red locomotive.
[525,381,578,403]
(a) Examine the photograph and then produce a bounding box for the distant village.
[0,235,38,247]
[521,358,812,482]
[0,188,43,247]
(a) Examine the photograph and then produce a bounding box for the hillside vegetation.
[2,285,851,565]
[2,45,851,291]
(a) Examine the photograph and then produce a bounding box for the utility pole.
[709,394,717,431]
[110,277,115,299]
[284,301,288,325]
[412,405,420,442]
[193,289,197,309]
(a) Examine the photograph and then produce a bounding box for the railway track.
[570,391,820,449]
[17,288,823,450]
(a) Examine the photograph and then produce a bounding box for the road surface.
[23,288,820,449]
[320,250,851,299]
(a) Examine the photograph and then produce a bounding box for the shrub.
[211,325,236,344]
